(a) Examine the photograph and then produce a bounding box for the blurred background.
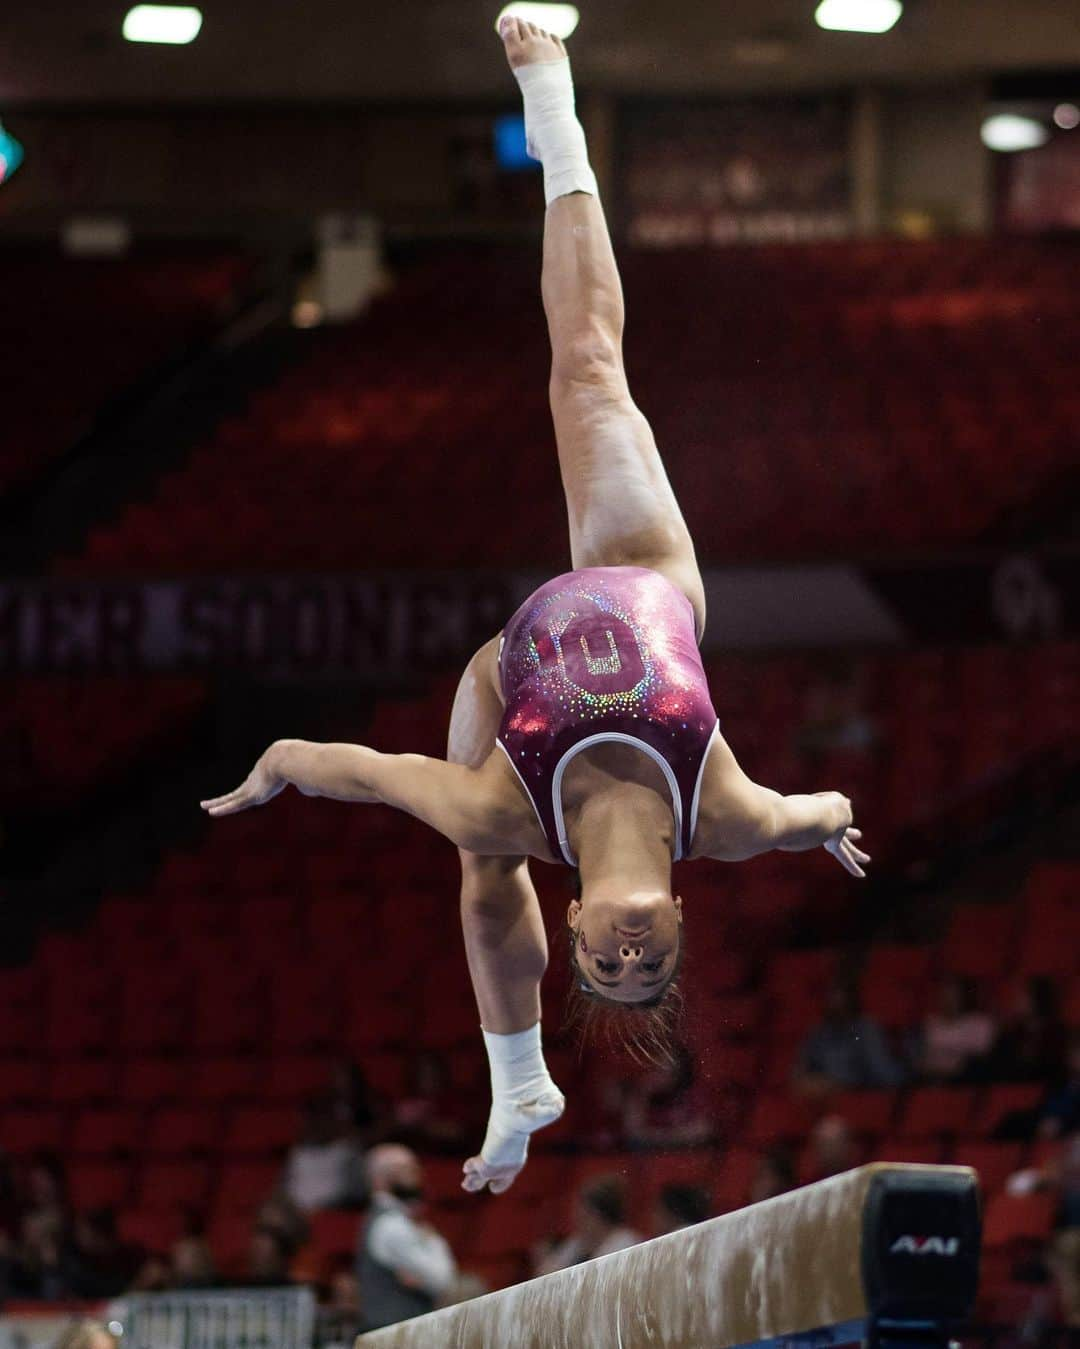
[0,1,1078,1344]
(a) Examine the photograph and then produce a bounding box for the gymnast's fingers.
[489,1173,516,1195]
[201,786,251,816]
[839,841,866,878]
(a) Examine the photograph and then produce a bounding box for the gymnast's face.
[567,887,683,1004]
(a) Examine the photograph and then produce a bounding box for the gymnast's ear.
[567,899,582,928]
[673,896,684,921]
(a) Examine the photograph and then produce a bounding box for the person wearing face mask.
[357,1145,457,1332]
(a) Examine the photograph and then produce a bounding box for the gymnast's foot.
[461,1086,565,1195]
[499,14,567,72]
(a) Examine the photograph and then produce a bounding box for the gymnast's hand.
[824,820,871,878]
[200,743,289,817]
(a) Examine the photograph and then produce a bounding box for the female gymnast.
[201,17,870,1196]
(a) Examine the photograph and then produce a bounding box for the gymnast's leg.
[501,16,706,636]
[448,638,563,1194]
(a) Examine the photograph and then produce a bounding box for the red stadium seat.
[144,1107,222,1157]
[136,1161,213,1212]
[69,1161,133,1211]
[896,1088,976,1138]
[981,1192,1056,1249]
[221,1107,299,1156]
[951,1141,1025,1196]
[0,1108,67,1154]
[975,1084,1044,1137]
[309,1210,363,1262]
[71,1107,142,1157]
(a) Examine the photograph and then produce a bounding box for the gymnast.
[201,17,870,1197]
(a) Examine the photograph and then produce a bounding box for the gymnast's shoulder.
[687,729,777,863]
[460,748,550,857]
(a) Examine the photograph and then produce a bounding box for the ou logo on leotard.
[532,605,647,697]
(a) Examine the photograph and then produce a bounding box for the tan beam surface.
[357,1163,975,1349]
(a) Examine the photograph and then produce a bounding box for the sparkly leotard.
[497,566,719,866]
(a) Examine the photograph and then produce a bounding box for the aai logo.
[890,1235,960,1256]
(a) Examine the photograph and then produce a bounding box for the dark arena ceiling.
[2,0,1080,104]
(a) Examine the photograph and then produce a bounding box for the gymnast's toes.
[499,15,565,68]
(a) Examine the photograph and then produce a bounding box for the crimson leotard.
[496,566,718,866]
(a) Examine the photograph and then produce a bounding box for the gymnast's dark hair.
[564,870,685,1067]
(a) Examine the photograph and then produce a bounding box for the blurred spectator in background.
[255,1193,309,1255]
[67,1207,142,1299]
[358,1144,456,1332]
[990,977,1067,1083]
[533,1175,641,1276]
[21,1154,69,1235]
[796,660,878,757]
[806,1116,857,1182]
[619,1044,715,1150]
[652,1183,711,1236]
[390,1051,467,1153]
[911,975,996,1083]
[437,1271,490,1308]
[793,981,906,1097]
[52,1322,118,1349]
[171,1230,218,1289]
[320,1261,363,1348]
[246,1225,293,1287]
[748,1148,797,1204]
[282,1095,366,1213]
[0,1151,21,1240]
[1038,1030,1080,1141]
[129,1252,171,1292]
[329,1060,385,1144]
[1009,1135,1080,1326]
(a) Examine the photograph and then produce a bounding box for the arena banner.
[620,96,852,247]
[0,554,1075,675]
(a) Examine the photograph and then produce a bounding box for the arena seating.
[0,639,1076,1302]
[0,676,207,809]
[56,237,1080,574]
[0,246,252,497]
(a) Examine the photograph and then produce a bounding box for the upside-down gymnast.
[201,17,871,1197]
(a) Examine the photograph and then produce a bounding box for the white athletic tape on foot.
[480,1023,565,1170]
[512,56,597,204]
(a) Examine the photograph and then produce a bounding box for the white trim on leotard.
[551,733,685,868]
[687,721,721,857]
[495,737,551,850]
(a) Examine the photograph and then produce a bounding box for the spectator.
[282,1096,366,1214]
[796,661,878,756]
[912,975,996,1083]
[329,1060,385,1143]
[321,1263,363,1349]
[793,981,906,1096]
[255,1194,309,1255]
[1010,1136,1080,1326]
[21,1154,69,1234]
[246,1225,293,1287]
[171,1232,217,1289]
[52,1322,118,1349]
[806,1115,857,1182]
[67,1207,142,1300]
[391,1052,468,1152]
[748,1148,797,1205]
[129,1253,172,1292]
[652,1183,711,1237]
[534,1175,641,1276]
[619,1043,715,1150]
[357,1144,457,1332]
[1038,1030,1080,1141]
[990,976,1067,1083]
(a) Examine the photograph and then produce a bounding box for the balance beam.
[356,1164,980,1349]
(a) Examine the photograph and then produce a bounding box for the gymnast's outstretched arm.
[200,738,510,855]
[696,732,872,877]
